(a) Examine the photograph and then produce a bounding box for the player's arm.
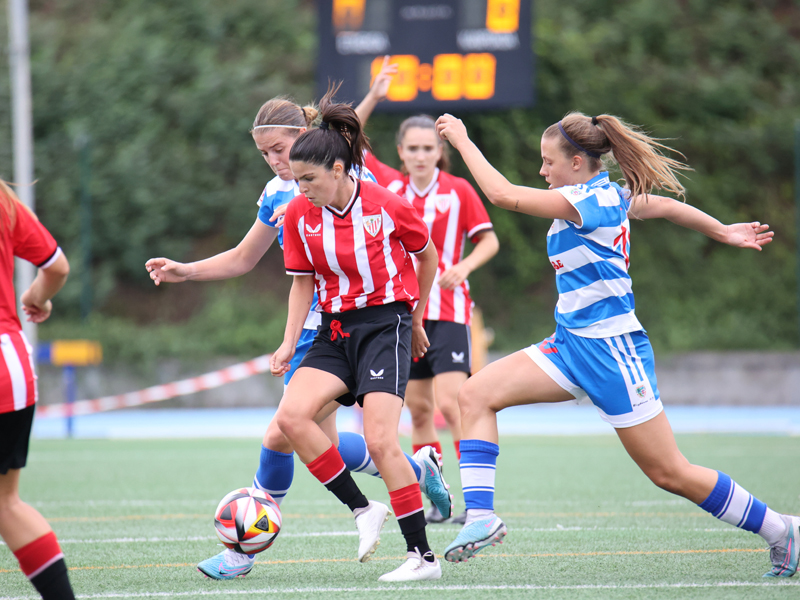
[438,230,499,290]
[435,114,580,222]
[354,56,398,127]
[146,218,279,285]
[20,251,70,323]
[629,194,774,251]
[411,241,438,358]
[270,275,315,377]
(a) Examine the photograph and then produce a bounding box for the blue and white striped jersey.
[547,172,643,338]
[255,165,378,329]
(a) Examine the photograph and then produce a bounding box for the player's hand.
[411,320,430,359]
[269,203,288,227]
[20,289,52,323]
[438,263,471,290]
[721,222,774,251]
[369,56,398,102]
[435,114,469,149]
[270,341,295,377]
[145,258,191,286]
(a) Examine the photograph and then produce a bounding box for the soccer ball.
[213,487,282,554]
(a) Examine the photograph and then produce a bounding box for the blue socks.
[698,470,767,533]
[460,439,499,511]
[337,431,422,483]
[253,446,294,506]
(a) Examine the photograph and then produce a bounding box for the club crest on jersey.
[433,194,451,213]
[305,223,321,234]
[363,214,382,237]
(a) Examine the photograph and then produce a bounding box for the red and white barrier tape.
[35,354,273,419]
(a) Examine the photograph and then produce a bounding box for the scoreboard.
[317,0,533,112]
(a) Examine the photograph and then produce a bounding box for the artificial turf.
[1,433,798,599]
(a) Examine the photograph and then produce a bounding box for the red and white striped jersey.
[283,179,430,314]
[364,153,493,325]
[0,196,60,413]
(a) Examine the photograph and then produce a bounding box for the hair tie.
[591,116,599,126]
[558,121,601,159]
[319,120,329,131]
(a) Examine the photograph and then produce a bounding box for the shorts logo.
[370,369,385,380]
[363,215,382,237]
[451,351,465,364]
[305,223,321,234]
[635,384,647,398]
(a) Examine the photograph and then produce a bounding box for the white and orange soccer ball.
[213,487,282,554]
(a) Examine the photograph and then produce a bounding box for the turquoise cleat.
[444,514,507,563]
[413,446,453,520]
[197,549,255,580]
[764,515,800,578]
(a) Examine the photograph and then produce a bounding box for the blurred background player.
[434,111,798,579]
[0,179,73,599]
[145,94,450,579]
[273,85,442,582]
[357,59,499,524]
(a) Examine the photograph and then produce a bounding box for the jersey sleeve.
[282,198,314,275]
[364,152,403,191]
[257,186,280,229]
[12,203,59,267]
[390,195,430,254]
[458,179,494,241]
[556,185,601,231]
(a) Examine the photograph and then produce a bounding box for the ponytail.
[544,112,690,200]
[289,82,371,174]
[0,178,30,232]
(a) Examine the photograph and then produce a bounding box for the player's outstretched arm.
[435,114,579,222]
[271,275,314,377]
[146,218,279,285]
[629,194,774,251]
[354,56,398,127]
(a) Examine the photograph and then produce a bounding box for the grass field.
[1,433,799,599]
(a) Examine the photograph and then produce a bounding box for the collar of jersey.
[587,171,610,188]
[325,176,361,219]
[267,174,300,194]
[408,168,440,197]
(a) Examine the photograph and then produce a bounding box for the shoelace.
[330,320,350,341]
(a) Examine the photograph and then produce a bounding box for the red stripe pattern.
[389,483,424,520]
[307,445,347,486]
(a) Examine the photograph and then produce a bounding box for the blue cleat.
[444,514,507,563]
[413,446,453,520]
[764,515,800,578]
[197,549,255,580]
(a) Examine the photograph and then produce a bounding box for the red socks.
[307,445,346,485]
[14,532,63,579]
[307,445,368,512]
[389,483,429,554]
[412,441,443,456]
[454,439,461,460]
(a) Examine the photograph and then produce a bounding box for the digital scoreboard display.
[317,0,533,112]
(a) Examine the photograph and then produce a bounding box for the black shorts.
[299,302,412,407]
[409,320,471,380]
[0,404,35,475]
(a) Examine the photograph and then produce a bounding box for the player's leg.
[361,391,441,582]
[406,378,439,453]
[445,350,573,562]
[617,411,799,578]
[431,370,469,523]
[0,406,76,600]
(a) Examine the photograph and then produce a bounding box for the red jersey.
[364,153,493,325]
[283,179,430,314]
[0,196,60,413]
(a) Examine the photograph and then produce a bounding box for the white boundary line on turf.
[2,581,799,599]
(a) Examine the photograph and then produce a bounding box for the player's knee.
[275,407,304,442]
[263,421,292,453]
[645,464,684,494]
[409,404,433,428]
[363,432,394,466]
[457,379,486,418]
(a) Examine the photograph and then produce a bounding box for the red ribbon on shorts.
[330,320,350,341]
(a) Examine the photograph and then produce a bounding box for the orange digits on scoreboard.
[463,53,496,100]
[486,0,520,33]
[432,54,463,101]
[371,55,420,102]
[333,0,366,32]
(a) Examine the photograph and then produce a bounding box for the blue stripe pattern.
[460,439,499,511]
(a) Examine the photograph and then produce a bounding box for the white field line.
[2,581,799,600]
[0,526,751,547]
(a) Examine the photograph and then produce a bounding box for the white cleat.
[354,501,391,562]
[378,547,442,582]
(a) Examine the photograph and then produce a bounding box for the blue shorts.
[524,325,663,428]
[286,328,316,387]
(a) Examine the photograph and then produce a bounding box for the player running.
[433,112,798,579]
[0,179,74,600]
[356,61,499,524]
[145,94,451,580]
[272,85,442,582]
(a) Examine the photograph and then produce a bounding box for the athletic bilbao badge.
[363,214,382,237]
[434,193,451,213]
